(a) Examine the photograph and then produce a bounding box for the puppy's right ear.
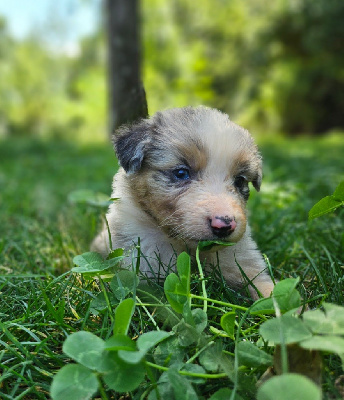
[113,120,152,174]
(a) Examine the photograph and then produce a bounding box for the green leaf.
[218,353,235,382]
[72,252,103,271]
[101,351,145,392]
[179,363,207,384]
[118,330,171,364]
[192,308,208,333]
[209,326,232,337]
[105,334,136,351]
[272,278,301,312]
[303,303,344,335]
[164,273,185,313]
[172,309,207,347]
[150,370,176,399]
[309,195,343,220]
[148,374,174,400]
[300,335,344,355]
[177,252,191,284]
[333,181,344,201]
[257,373,322,400]
[149,363,212,399]
[167,368,199,400]
[72,252,123,274]
[50,364,98,400]
[237,341,273,368]
[89,292,119,315]
[173,319,200,347]
[199,341,223,372]
[113,298,135,335]
[107,248,124,259]
[153,336,185,366]
[251,279,302,315]
[137,330,172,353]
[250,297,275,315]
[209,388,243,400]
[259,315,312,344]
[165,361,207,384]
[220,312,236,338]
[164,252,191,313]
[110,270,139,300]
[68,189,111,207]
[323,303,344,331]
[198,240,235,252]
[182,301,194,325]
[62,331,105,371]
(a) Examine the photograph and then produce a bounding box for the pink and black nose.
[209,216,236,238]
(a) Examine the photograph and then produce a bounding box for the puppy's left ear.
[252,157,262,192]
[113,120,152,174]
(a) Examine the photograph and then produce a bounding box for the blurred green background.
[0,0,344,142]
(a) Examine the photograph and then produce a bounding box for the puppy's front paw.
[250,280,275,300]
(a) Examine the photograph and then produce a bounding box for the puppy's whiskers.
[159,210,179,228]
[170,222,205,241]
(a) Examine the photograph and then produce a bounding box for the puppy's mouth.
[166,229,235,242]
[200,235,233,241]
[186,234,234,245]
[198,239,235,252]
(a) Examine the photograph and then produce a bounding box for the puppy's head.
[114,106,262,246]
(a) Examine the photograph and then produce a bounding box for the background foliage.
[0,0,344,139]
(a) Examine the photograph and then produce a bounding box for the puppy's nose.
[209,216,236,238]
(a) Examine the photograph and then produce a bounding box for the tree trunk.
[105,0,148,134]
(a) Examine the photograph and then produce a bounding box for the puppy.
[92,106,275,299]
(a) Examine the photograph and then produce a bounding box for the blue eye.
[172,168,190,180]
[234,175,248,189]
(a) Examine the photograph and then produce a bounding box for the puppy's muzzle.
[209,216,237,238]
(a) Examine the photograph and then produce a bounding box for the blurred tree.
[142,0,344,134]
[261,0,344,134]
[105,0,148,132]
[65,32,107,141]
[0,18,13,136]
[142,0,280,127]
[0,32,69,136]
[0,14,107,141]
[142,0,216,114]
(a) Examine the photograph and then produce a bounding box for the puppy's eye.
[234,175,248,189]
[234,175,250,200]
[172,168,190,181]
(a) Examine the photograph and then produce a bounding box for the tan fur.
[92,106,275,299]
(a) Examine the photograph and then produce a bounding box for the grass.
[0,134,343,399]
